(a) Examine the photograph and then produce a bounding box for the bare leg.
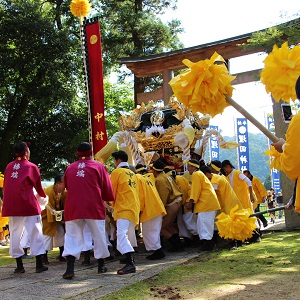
[161,202,181,239]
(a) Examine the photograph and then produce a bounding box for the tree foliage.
[103,81,135,137]
[241,17,300,53]
[94,0,184,98]
[0,0,183,178]
[0,0,87,176]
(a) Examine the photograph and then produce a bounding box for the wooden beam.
[136,87,163,104]
[119,35,262,77]
[232,69,261,85]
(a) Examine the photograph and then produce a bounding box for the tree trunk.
[273,99,300,229]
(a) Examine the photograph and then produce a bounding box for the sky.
[161,0,300,136]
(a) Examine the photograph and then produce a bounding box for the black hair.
[199,159,206,168]
[243,170,251,175]
[54,174,64,184]
[153,159,164,171]
[111,150,128,162]
[14,141,27,155]
[77,142,92,152]
[200,165,212,174]
[210,160,222,169]
[243,170,253,181]
[188,159,200,168]
[221,159,235,169]
[135,163,146,174]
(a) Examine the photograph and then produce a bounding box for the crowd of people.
[1,140,282,280]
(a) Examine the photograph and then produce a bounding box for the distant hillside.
[207,133,270,184]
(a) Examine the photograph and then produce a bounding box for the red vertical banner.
[83,19,108,154]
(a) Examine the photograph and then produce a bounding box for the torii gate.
[118,19,298,106]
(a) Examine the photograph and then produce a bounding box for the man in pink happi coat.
[2,141,48,274]
[62,142,115,279]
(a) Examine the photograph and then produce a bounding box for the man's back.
[64,158,114,221]
[110,167,140,225]
[2,159,44,217]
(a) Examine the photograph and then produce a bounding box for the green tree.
[0,0,184,178]
[15,96,89,179]
[103,81,135,137]
[0,0,86,175]
[95,0,184,101]
[241,17,300,53]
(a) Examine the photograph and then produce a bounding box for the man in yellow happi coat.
[175,174,199,245]
[110,150,140,275]
[243,170,268,227]
[201,165,242,215]
[152,159,184,252]
[221,160,255,210]
[136,164,156,185]
[272,76,300,213]
[135,169,166,260]
[164,168,197,246]
[42,174,66,263]
[185,160,220,251]
[0,199,9,246]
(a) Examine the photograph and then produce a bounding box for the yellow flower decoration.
[261,42,300,103]
[70,0,91,20]
[169,52,236,117]
[264,145,282,170]
[215,205,257,242]
[0,172,4,188]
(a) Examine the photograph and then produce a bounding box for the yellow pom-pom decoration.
[215,205,257,242]
[70,0,91,18]
[260,42,300,103]
[264,145,282,170]
[169,52,236,117]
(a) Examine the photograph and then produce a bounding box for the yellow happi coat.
[143,172,156,185]
[211,174,242,215]
[190,171,220,213]
[155,172,182,206]
[280,112,300,213]
[135,173,166,223]
[176,175,191,204]
[0,199,9,230]
[182,171,192,184]
[226,170,252,209]
[175,175,191,213]
[42,185,67,236]
[252,176,268,206]
[110,168,140,225]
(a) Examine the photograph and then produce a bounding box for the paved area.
[0,243,201,300]
[0,219,286,300]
